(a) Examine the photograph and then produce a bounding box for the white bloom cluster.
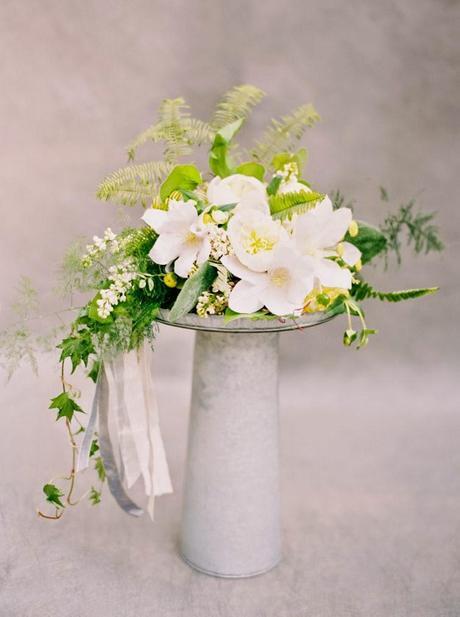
[208,225,233,260]
[196,291,228,317]
[96,259,138,319]
[82,228,120,267]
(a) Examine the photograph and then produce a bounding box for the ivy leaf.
[169,261,217,322]
[94,456,106,482]
[43,483,65,509]
[344,221,387,264]
[89,486,102,506]
[87,359,101,383]
[57,330,94,373]
[160,164,202,201]
[89,438,99,457]
[49,392,84,421]
[209,118,243,178]
[234,162,265,181]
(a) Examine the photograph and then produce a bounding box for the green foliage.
[379,194,444,265]
[345,222,387,264]
[94,457,106,482]
[169,261,217,322]
[57,330,94,373]
[96,161,173,207]
[269,190,323,219]
[211,84,265,130]
[43,484,65,509]
[209,119,244,177]
[49,392,84,422]
[89,486,102,505]
[234,162,265,181]
[89,438,100,457]
[251,104,320,168]
[128,98,214,162]
[11,277,38,319]
[87,359,101,383]
[160,164,202,201]
[351,280,438,303]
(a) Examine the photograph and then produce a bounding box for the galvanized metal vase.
[157,310,334,578]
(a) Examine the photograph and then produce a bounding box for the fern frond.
[352,280,438,302]
[211,84,265,130]
[269,190,323,220]
[251,104,320,168]
[96,161,172,207]
[127,98,215,163]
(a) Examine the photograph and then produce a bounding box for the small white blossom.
[208,225,233,260]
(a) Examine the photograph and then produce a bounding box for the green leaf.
[89,438,99,457]
[49,392,84,422]
[269,190,323,219]
[88,359,101,383]
[57,331,94,373]
[169,261,217,322]
[43,483,65,509]
[234,162,265,181]
[94,457,106,482]
[324,295,348,317]
[352,280,439,303]
[209,118,243,178]
[344,222,387,264]
[223,308,278,323]
[89,486,102,505]
[160,164,202,201]
[266,175,282,196]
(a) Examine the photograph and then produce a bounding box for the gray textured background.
[1,1,459,616]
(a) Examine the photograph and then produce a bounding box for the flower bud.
[354,259,362,272]
[336,242,344,257]
[348,220,359,237]
[211,209,229,225]
[163,272,178,288]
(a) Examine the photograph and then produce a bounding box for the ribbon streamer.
[77,341,173,519]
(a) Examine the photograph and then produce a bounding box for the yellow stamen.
[244,230,276,255]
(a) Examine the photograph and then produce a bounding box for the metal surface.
[180,330,281,577]
[156,308,335,333]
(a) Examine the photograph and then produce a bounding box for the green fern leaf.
[96,161,172,207]
[127,98,214,163]
[211,85,265,130]
[251,104,320,168]
[269,190,323,219]
[352,280,438,302]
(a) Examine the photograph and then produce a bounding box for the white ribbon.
[77,341,173,519]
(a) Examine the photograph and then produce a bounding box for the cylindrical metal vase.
[180,330,281,578]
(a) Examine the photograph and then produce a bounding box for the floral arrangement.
[0,85,442,519]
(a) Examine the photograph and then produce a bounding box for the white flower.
[226,209,288,272]
[207,174,269,214]
[222,247,314,316]
[142,200,211,278]
[292,196,361,289]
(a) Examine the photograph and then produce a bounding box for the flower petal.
[196,238,211,264]
[228,280,265,314]
[149,233,183,265]
[314,258,352,289]
[221,255,267,285]
[142,208,168,233]
[341,241,361,266]
[174,245,197,278]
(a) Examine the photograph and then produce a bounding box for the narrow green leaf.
[352,280,439,303]
[160,164,202,201]
[169,261,217,322]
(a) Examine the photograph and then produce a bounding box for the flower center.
[243,230,276,255]
[184,231,201,247]
[270,267,290,287]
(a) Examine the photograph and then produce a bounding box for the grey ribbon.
[98,364,144,517]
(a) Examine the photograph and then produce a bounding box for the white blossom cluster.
[196,291,228,317]
[96,259,138,319]
[208,225,233,260]
[82,228,120,267]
